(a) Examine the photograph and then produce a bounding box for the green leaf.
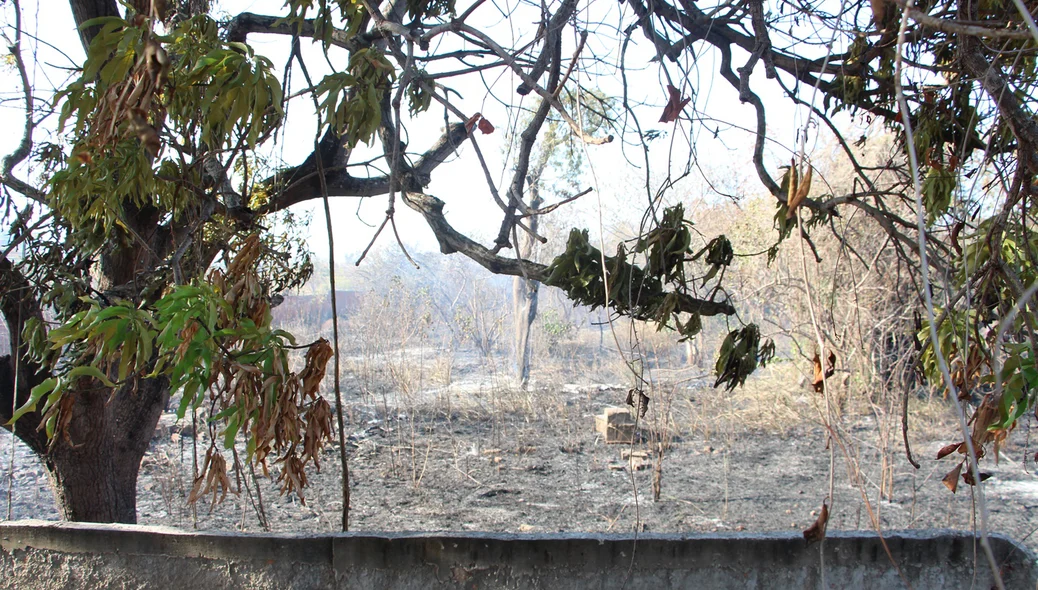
[223,413,241,449]
[78,16,125,30]
[65,365,116,387]
[177,380,200,420]
[8,378,58,424]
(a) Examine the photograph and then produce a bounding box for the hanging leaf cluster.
[406,0,457,20]
[316,48,396,148]
[282,0,366,49]
[635,204,693,282]
[12,234,335,505]
[544,205,733,343]
[691,235,733,287]
[921,166,956,226]
[49,14,284,247]
[181,40,284,150]
[713,324,775,392]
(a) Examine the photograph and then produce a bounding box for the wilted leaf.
[785,162,813,219]
[969,394,999,456]
[188,446,235,509]
[299,338,333,398]
[942,462,963,493]
[811,351,836,393]
[638,391,650,418]
[714,325,763,392]
[802,501,829,545]
[477,117,495,134]
[962,469,993,486]
[659,84,690,123]
[464,112,482,134]
[302,398,334,470]
[936,442,962,460]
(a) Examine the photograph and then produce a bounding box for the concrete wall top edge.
[1,520,1034,569]
[0,519,1031,547]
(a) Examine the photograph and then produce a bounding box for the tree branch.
[257,123,472,215]
[0,256,50,455]
[402,191,736,316]
[960,42,1038,174]
[226,12,378,50]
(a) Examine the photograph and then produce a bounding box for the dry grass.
[680,363,812,439]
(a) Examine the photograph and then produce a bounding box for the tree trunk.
[0,1,181,524]
[2,244,169,523]
[42,377,169,522]
[513,195,543,388]
[68,0,120,53]
[513,276,539,387]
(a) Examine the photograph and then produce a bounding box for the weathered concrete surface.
[0,520,1034,589]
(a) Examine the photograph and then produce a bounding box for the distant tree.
[510,90,611,388]
[1,0,1036,528]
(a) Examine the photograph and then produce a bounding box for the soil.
[2,374,1038,558]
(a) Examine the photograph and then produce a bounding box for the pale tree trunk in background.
[513,194,543,389]
[684,339,699,367]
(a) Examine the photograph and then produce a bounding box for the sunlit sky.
[0,0,854,271]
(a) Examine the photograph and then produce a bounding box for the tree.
[509,91,610,387]
[1,0,1037,531]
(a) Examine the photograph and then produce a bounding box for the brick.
[594,407,635,444]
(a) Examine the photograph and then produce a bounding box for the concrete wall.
[0,520,1034,589]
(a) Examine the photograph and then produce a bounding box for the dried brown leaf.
[302,398,334,470]
[659,84,690,123]
[638,391,650,418]
[962,469,993,486]
[464,112,481,134]
[477,117,495,134]
[942,462,963,493]
[802,501,829,545]
[936,442,962,460]
[785,163,813,219]
[970,393,1000,452]
[811,351,835,393]
[300,338,333,397]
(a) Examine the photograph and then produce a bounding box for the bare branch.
[258,123,472,214]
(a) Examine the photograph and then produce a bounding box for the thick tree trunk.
[2,244,169,523]
[42,376,169,522]
[1,0,177,524]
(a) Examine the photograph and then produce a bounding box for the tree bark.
[513,195,543,388]
[69,0,120,50]
[43,376,169,522]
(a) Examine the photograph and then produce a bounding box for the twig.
[521,187,593,218]
[455,22,614,146]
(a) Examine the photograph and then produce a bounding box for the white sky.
[0,0,857,271]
